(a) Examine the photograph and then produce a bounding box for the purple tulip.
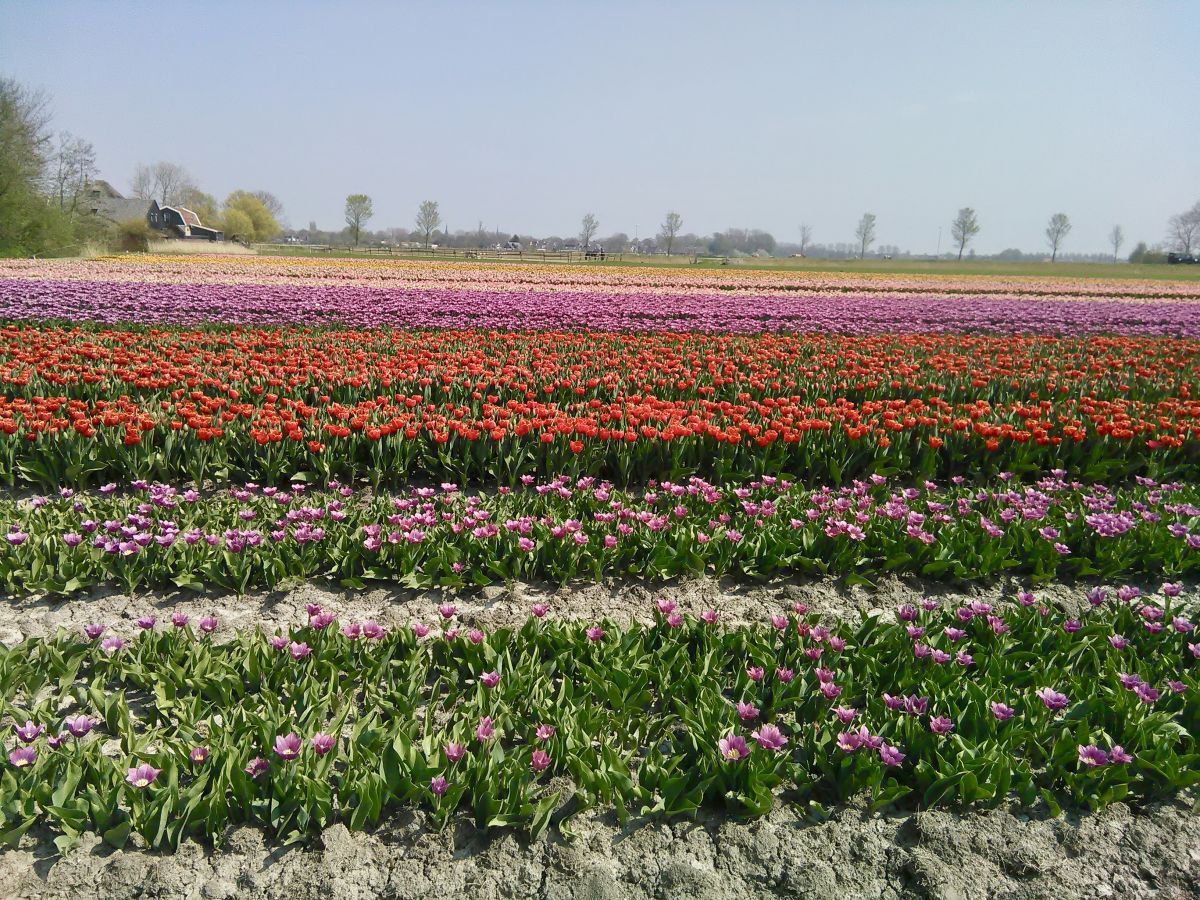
[530,749,552,772]
[751,724,788,752]
[8,747,37,768]
[311,733,335,755]
[198,616,218,634]
[1077,745,1108,768]
[1036,687,1069,710]
[929,715,954,735]
[245,756,269,778]
[100,637,126,655]
[878,743,906,766]
[445,742,466,762]
[125,763,160,788]
[14,720,43,743]
[289,642,312,660]
[991,702,1016,721]
[586,626,605,642]
[190,746,210,763]
[475,717,495,741]
[718,733,750,762]
[83,623,105,640]
[64,715,96,737]
[534,724,556,742]
[480,671,501,688]
[430,775,449,796]
[273,732,302,761]
[1108,745,1134,764]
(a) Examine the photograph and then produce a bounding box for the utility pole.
[936,227,942,258]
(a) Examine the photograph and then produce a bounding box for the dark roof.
[91,197,150,223]
[87,179,126,199]
[160,205,203,227]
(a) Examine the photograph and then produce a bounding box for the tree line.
[0,76,282,256]
[5,75,1198,262]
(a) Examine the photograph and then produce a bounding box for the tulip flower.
[1036,687,1068,710]
[718,733,750,762]
[751,724,788,752]
[475,717,495,741]
[273,732,301,761]
[8,747,37,768]
[126,763,160,788]
[311,733,335,755]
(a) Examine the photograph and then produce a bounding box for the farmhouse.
[148,200,224,241]
[86,182,225,241]
[85,180,148,225]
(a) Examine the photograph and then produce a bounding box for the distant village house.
[85,181,224,241]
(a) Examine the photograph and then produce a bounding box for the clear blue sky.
[3,0,1197,253]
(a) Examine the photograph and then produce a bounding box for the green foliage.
[223,191,279,243]
[220,208,254,245]
[113,218,151,253]
[344,195,373,247]
[0,592,1194,850]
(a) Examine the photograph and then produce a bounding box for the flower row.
[2,587,1195,851]
[2,472,1197,597]
[4,278,1200,335]
[5,255,1200,299]
[0,325,1197,487]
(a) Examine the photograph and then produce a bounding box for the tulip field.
[0,255,1196,861]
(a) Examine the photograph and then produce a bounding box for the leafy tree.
[658,211,682,255]
[580,213,598,248]
[1045,213,1071,262]
[223,191,279,242]
[415,200,441,247]
[221,208,254,244]
[344,194,373,247]
[950,207,980,261]
[854,213,877,259]
[1128,241,1148,264]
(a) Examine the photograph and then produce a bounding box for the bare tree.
[1108,225,1124,263]
[798,223,813,256]
[344,194,373,247]
[130,161,195,206]
[48,132,96,212]
[658,211,683,255]
[1166,201,1200,255]
[1045,212,1071,262]
[251,190,285,221]
[854,212,876,259]
[415,200,441,247]
[950,207,981,261]
[580,213,599,249]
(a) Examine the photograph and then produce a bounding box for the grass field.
[253,244,1200,282]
